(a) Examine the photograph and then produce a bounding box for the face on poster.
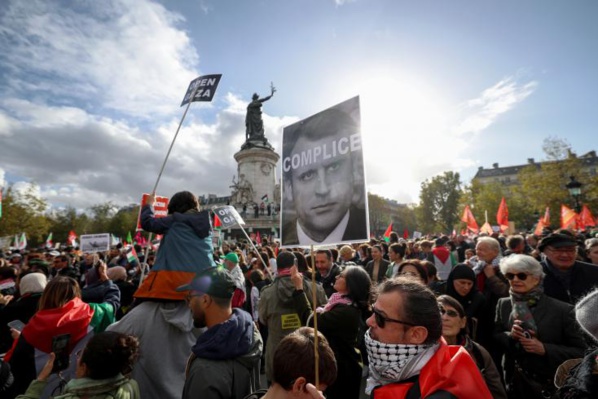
[280,96,369,247]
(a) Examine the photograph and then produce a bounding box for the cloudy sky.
[1,0,597,210]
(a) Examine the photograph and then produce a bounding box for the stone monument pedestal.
[233,145,279,207]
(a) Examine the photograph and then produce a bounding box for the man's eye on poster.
[280,96,369,247]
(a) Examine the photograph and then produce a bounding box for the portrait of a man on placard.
[281,96,369,247]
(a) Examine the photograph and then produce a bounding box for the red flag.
[214,214,222,229]
[534,218,546,236]
[256,231,262,245]
[561,205,578,230]
[579,205,596,228]
[67,230,77,245]
[542,207,550,226]
[496,197,509,232]
[461,205,479,233]
[383,223,393,243]
[403,228,409,239]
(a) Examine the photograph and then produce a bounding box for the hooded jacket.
[258,275,327,381]
[7,298,114,399]
[135,205,215,301]
[16,374,140,399]
[182,309,262,399]
[372,341,493,399]
[106,300,197,399]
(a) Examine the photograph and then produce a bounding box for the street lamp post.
[565,176,583,213]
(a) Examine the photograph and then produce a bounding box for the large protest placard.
[137,193,169,230]
[80,233,110,253]
[212,206,245,228]
[280,96,369,247]
[180,74,222,106]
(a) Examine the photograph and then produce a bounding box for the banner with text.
[137,194,170,230]
[212,206,245,229]
[280,96,369,247]
[180,74,222,106]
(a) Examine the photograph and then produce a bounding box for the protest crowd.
[1,192,598,399]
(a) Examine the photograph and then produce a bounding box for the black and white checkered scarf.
[364,329,439,394]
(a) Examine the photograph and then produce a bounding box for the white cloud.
[0,0,199,119]
[453,77,538,136]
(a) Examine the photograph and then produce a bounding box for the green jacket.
[17,374,140,399]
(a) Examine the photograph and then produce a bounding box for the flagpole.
[151,85,200,195]
[238,226,274,281]
[139,232,153,288]
[310,245,320,388]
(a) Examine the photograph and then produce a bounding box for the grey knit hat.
[575,288,598,342]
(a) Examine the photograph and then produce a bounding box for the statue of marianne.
[245,83,276,141]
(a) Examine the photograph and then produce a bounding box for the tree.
[368,193,388,237]
[0,184,51,245]
[417,171,461,233]
[515,138,598,223]
[48,206,90,244]
[542,136,571,161]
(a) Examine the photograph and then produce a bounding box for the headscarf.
[445,264,477,309]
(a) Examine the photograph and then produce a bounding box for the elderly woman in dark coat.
[494,254,587,399]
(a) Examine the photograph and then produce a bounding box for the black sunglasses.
[505,272,529,281]
[439,306,460,318]
[372,307,416,328]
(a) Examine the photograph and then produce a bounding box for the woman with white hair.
[494,254,587,398]
[0,272,47,353]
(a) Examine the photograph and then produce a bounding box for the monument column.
[234,148,279,206]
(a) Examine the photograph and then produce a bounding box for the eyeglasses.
[505,272,529,281]
[439,306,460,318]
[372,307,416,328]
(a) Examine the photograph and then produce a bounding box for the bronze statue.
[245,83,276,141]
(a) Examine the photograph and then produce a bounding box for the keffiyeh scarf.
[364,330,439,394]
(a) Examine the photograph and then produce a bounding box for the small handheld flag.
[383,223,393,243]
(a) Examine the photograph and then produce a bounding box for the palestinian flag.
[126,245,138,263]
[383,223,393,243]
[261,194,269,203]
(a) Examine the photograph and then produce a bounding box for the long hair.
[343,266,371,313]
[38,276,81,311]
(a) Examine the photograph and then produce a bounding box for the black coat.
[541,259,598,305]
[316,264,341,299]
[0,293,42,353]
[494,294,587,385]
[365,259,390,284]
[293,291,365,399]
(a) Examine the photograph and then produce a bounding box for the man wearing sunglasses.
[365,278,492,398]
[539,232,598,304]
